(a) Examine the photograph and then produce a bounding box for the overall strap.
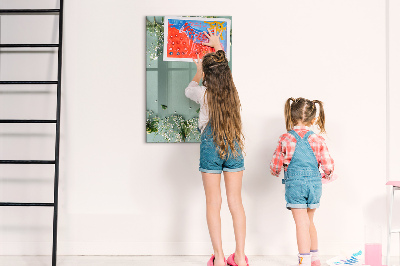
[289,130,314,142]
[288,130,301,142]
[285,128,320,178]
[303,130,315,140]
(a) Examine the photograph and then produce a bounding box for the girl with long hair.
[185,28,248,266]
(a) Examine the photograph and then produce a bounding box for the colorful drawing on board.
[163,16,231,62]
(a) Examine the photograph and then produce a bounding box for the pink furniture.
[386,181,400,266]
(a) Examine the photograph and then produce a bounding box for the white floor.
[0,256,316,266]
[0,256,399,266]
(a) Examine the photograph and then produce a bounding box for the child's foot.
[311,260,321,266]
[311,250,320,266]
[292,254,311,266]
[227,253,249,266]
[234,255,248,266]
[207,254,226,266]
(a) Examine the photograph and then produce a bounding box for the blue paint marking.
[333,251,363,265]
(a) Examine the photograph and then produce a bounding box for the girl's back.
[269,97,335,266]
[270,125,334,178]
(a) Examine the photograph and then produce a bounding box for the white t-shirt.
[185,81,209,133]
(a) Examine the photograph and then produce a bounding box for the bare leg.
[291,208,311,254]
[202,172,225,266]
[307,209,318,251]
[224,171,247,266]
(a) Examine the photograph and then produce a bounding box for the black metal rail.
[0,81,58,84]
[0,9,60,14]
[0,160,56,164]
[0,2,64,266]
[52,1,64,265]
[0,119,57,123]
[0,44,59,48]
[0,202,54,207]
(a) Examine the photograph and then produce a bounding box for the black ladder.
[0,2,64,266]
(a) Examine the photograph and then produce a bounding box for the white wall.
[1,0,398,258]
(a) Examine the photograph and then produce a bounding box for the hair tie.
[209,61,228,68]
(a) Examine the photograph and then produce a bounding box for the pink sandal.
[227,253,249,266]
[207,254,227,266]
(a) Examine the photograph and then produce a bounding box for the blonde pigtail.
[313,100,326,133]
[285,98,295,131]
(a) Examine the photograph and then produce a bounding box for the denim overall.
[199,124,245,174]
[283,130,322,210]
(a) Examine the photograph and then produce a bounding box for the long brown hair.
[202,50,244,158]
[284,97,326,133]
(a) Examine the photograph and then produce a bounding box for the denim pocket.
[285,180,304,203]
[312,181,322,200]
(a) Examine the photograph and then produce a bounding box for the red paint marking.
[166,26,215,59]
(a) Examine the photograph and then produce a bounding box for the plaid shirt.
[270,126,334,178]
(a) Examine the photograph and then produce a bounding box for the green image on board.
[146,16,233,143]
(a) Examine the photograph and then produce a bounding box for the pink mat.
[386,181,400,187]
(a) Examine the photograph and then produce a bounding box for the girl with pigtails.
[270,98,335,266]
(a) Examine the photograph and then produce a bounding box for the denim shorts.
[284,171,322,210]
[199,126,245,174]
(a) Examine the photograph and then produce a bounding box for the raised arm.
[191,28,224,83]
[192,54,203,83]
[202,28,223,51]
